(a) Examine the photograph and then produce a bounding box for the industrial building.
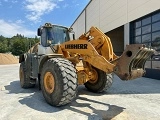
[71,0,160,79]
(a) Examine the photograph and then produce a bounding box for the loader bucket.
[114,44,154,80]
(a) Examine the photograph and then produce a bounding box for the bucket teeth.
[114,44,155,80]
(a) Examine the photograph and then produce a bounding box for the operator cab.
[38,23,74,47]
[37,23,75,55]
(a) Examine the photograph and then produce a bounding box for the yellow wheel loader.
[19,23,154,106]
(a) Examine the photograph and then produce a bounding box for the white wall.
[98,0,128,32]
[71,11,85,38]
[71,0,160,39]
[128,0,160,21]
[124,23,130,49]
[86,0,100,30]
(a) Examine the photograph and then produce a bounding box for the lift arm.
[57,27,154,80]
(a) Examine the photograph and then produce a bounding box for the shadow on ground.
[5,80,126,120]
[18,92,125,120]
[68,96,126,120]
[107,76,160,95]
[5,76,160,96]
[5,77,160,119]
[5,80,38,94]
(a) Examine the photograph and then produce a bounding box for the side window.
[41,29,48,47]
[69,32,75,40]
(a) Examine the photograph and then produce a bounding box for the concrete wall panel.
[72,0,160,34]
[86,0,100,30]
[99,0,127,32]
[72,11,85,38]
[128,0,160,21]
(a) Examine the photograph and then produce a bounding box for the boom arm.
[57,27,154,80]
[60,40,115,73]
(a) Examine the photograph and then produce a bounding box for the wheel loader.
[19,23,154,106]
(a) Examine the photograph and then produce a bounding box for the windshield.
[46,25,70,45]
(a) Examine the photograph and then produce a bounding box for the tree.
[11,39,26,56]
[0,35,9,53]
[0,34,39,55]
[0,42,9,53]
[0,35,6,42]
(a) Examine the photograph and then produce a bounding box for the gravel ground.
[0,64,160,120]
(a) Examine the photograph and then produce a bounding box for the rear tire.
[84,67,113,93]
[41,58,78,106]
[19,62,36,88]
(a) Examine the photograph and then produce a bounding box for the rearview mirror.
[37,28,41,36]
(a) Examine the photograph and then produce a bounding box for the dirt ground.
[0,64,160,120]
[0,53,18,65]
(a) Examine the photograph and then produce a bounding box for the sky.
[0,0,89,37]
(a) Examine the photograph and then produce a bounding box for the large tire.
[41,58,78,106]
[84,67,113,93]
[19,62,36,88]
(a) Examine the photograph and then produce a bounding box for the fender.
[38,54,63,73]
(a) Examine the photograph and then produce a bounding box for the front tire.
[84,67,113,93]
[41,58,78,106]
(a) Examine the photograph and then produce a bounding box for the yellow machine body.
[49,26,154,84]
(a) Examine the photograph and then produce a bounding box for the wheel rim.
[88,69,98,84]
[44,72,55,94]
